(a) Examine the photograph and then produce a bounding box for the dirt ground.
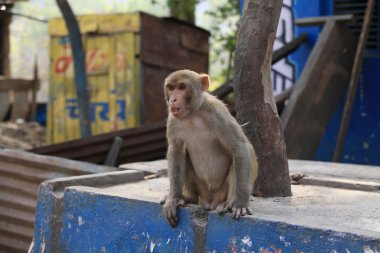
[0,121,46,150]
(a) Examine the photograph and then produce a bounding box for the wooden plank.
[295,14,355,26]
[0,78,35,91]
[86,35,110,136]
[0,93,10,121]
[180,29,209,54]
[113,32,138,130]
[30,61,39,121]
[281,21,358,159]
[139,16,208,124]
[272,33,307,64]
[212,34,307,101]
[333,0,375,162]
[140,13,209,72]
[53,37,68,143]
[275,86,293,104]
[10,91,29,121]
[0,75,39,121]
[103,136,124,166]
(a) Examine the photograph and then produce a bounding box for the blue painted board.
[315,58,380,165]
[59,188,195,253]
[205,213,380,253]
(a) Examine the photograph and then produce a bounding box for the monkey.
[160,69,258,227]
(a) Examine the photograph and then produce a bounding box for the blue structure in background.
[294,0,380,165]
[240,0,380,165]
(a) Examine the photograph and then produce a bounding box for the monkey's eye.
[178,83,186,90]
[167,84,175,91]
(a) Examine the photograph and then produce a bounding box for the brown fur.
[161,69,258,227]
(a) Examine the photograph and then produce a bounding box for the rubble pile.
[0,121,46,149]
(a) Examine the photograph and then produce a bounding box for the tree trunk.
[233,0,291,197]
[168,0,196,24]
[56,0,92,138]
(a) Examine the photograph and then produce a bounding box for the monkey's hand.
[216,200,253,220]
[162,198,185,227]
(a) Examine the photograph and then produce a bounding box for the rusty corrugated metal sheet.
[31,121,167,166]
[0,149,115,253]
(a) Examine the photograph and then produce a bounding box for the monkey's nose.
[172,98,177,102]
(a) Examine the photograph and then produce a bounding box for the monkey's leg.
[216,165,235,214]
[161,157,198,206]
[250,147,258,194]
[163,142,187,227]
[216,165,253,218]
[182,160,199,204]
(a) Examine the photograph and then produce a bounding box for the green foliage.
[206,1,239,80]
[167,0,197,23]
[206,1,239,52]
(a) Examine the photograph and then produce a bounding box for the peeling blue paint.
[34,183,380,253]
[59,188,195,253]
[205,213,380,253]
[33,182,59,253]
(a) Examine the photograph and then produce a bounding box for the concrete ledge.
[60,187,197,252]
[119,159,380,192]
[206,213,379,253]
[33,161,380,252]
[33,170,144,253]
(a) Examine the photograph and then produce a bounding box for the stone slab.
[97,178,380,238]
[119,159,380,191]
[33,161,380,252]
[119,159,167,176]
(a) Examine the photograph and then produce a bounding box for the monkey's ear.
[200,74,210,91]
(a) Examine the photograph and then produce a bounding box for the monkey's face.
[164,70,210,119]
[165,82,193,119]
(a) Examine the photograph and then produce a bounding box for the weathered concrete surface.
[33,160,380,252]
[289,160,380,182]
[99,179,380,237]
[119,159,168,176]
[33,170,144,253]
[119,159,380,191]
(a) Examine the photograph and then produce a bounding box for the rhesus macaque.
[161,69,258,227]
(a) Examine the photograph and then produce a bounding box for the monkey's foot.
[216,201,253,220]
[162,198,185,227]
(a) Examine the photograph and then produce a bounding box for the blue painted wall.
[34,184,380,252]
[290,0,323,78]
[292,0,380,165]
[315,58,380,164]
[59,188,195,253]
[307,1,380,165]
[205,213,380,253]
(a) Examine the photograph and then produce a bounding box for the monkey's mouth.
[171,107,182,116]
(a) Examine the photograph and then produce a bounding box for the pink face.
[165,82,191,119]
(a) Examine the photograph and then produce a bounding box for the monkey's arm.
[163,139,186,227]
[229,141,254,219]
[213,108,254,219]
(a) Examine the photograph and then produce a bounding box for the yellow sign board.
[48,14,140,144]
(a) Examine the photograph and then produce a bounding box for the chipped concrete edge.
[33,170,144,253]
